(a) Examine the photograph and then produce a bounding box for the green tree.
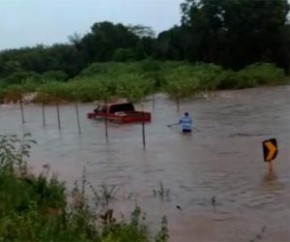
[80,21,140,62]
[180,0,290,70]
[127,24,155,38]
[2,60,22,76]
[112,48,136,62]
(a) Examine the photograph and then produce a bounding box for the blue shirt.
[179,116,192,130]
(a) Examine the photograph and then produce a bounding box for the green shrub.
[190,63,225,91]
[41,70,69,82]
[216,70,238,89]
[237,62,285,86]
[217,62,287,89]
[1,61,287,104]
[164,65,200,99]
[78,63,111,77]
[1,71,40,86]
[78,62,143,79]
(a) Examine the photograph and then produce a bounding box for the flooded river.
[1,85,289,242]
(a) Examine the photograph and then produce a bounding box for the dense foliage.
[0,0,289,89]
[0,61,287,104]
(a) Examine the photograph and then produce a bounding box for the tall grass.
[0,134,168,242]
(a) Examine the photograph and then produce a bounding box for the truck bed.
[87,111,151,123]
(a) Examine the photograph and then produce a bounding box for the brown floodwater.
[1,85,289,242]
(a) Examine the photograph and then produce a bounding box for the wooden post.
[19,97,25,124]
[75,102,81,134]
[176,88,180,112]
[268,161,274,174]
[141,102,146,149]
[104,100,108,140]
[56,102,61,130]
[142,118,146,149]
[42,103,46,127]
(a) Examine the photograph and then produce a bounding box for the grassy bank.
[0,133,168,242]
[0,61,288,104]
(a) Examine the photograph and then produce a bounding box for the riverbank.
[0,134,168,242]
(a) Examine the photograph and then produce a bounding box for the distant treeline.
[0,0,289,87]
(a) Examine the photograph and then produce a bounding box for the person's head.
[184,112,189,116]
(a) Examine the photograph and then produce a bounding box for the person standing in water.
[179,112,192,133]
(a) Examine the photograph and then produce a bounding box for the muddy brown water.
[1,86,289,242]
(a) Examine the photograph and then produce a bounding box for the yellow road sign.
[262,138,278,162]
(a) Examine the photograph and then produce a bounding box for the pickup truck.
[87,102,151,124]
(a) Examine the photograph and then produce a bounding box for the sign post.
[262,138,278,173]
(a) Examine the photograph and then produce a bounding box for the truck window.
[109,103,135,113]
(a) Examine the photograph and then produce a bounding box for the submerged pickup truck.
[87,102,151,124]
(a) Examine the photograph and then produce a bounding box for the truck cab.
[88,102,151,123]
[94,103,135,114]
